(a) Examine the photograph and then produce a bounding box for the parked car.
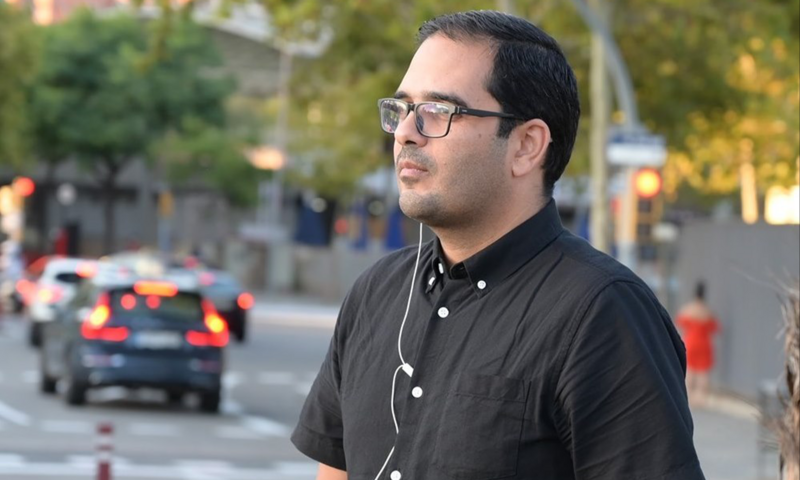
[39,275,228,413]
[27,257,100,347]
[195,269,253,343]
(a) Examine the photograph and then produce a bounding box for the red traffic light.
[634,168,662,199]
[12,177,35,197]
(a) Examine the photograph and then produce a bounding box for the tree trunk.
[101,161,120,255]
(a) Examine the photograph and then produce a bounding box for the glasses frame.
[377,98,521,138]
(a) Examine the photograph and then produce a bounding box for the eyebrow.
[393,90,471,108]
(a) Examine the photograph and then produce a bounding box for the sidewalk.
[693,392,779,480]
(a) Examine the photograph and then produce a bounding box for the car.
[26,257,101,347]
[39,276,228,413]
[195,269,253,343]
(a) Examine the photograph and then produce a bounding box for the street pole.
[496,0,516,14]
[569,0,644,271]
[588,0,611,254]
[270,46,293,227]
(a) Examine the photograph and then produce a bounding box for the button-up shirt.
[291,200,705,480]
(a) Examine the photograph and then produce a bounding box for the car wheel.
[28,323,41,348]
[235,324,246,343]
[39,352,57,394]
[64,363,87,406]
[199,390,220,413]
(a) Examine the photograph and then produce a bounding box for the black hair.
[418,10,581,197]
[695,281,706,301]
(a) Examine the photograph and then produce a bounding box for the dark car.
[195,270,253,343]
[39,276,228,413]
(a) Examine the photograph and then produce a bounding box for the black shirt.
[291,200,705,480]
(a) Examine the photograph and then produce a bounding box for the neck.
[435,195,549,267]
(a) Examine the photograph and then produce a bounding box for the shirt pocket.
[432,373,526,480]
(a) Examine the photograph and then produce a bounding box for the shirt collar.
[430,199,564,298]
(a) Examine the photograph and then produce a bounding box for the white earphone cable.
[373,222,424,480]
[397,222,424,373]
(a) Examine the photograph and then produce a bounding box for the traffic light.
[633,168,663,262]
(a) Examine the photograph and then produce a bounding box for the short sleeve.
[554,281,705,480]
[290,294,354,471]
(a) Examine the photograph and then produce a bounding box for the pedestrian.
[676,281,721,408]
[292,10,705,480]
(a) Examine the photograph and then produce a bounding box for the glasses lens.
[416,103,451,137]
[379,99,405,133]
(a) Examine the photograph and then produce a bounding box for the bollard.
[96,422,113,480]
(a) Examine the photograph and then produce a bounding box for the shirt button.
[412,386,423,398]
[390,470,402,480]
[477,280,487,290]
[437,307,449,318]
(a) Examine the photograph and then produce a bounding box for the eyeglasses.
[377,98,520,138]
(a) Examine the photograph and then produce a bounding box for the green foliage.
[0,2,40,168]
[153,115,263,208]
[27,9,242,250]
[267,0,800,201]
[613,0,800,199]
[81,0,800,204]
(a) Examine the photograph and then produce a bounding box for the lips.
[397,160,428,181]
[397,160,428,173]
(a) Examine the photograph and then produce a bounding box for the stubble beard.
[398,142,508,230]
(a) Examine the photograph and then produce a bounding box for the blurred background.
[0,0,798,479]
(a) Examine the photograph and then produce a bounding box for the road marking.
[129,423,181,437]
[20,370,37,384]
[0,454,24,467]
[241,415,290,437]
[0,400,30,426]
[215,425,262,440]
[0,461,317,478]
[256,372,295,384]
[40,420,93,434]
[66,455,131,466]
[275,461,319,474]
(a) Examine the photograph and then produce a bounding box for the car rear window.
[108,290,203,323]
[54,272,82,284]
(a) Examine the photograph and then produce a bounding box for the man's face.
[392,35,511,228]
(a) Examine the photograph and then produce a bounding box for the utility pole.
[588,0,611,253]
[496,0,516,14]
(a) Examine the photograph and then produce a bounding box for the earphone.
[373,222,424,480]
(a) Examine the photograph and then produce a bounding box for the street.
[0,299,339,479]
[0,296,784,480]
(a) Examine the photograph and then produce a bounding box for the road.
[0,300,339,479]
[0,297,782,480]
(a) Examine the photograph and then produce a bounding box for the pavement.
[257,292,784,479]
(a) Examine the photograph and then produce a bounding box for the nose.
[393,110,429,148]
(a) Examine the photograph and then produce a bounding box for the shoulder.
[549,231,653,308]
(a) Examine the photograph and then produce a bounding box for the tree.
[29,10,235,253]
[146,0,799,206]
[0,2,39,168]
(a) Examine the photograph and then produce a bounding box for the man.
[292,10,705,480]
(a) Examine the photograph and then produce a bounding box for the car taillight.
[133,281,178,297]
[81,293,129,342]
[186,300,229,348]
[237,292,254,310]
[37,285,63,305]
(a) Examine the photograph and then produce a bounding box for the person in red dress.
[676,281,721,407]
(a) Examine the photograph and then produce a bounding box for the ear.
[510,119,551,178]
